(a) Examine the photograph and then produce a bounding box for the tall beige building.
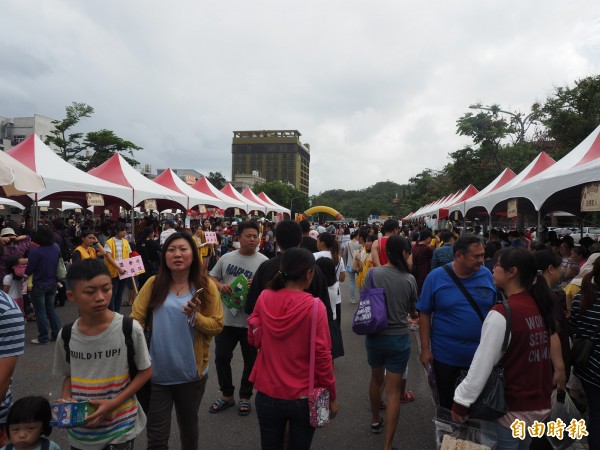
[231,130,310,195]
[0,114,56,151]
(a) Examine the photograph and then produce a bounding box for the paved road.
[14,281,437,449]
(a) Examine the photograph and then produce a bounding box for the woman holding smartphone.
[132,232,224,450]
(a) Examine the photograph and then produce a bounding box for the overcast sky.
[2,1,600,196]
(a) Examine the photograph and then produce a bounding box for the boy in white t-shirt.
[53,259,152,450]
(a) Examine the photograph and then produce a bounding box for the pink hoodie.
[248,288,336,401]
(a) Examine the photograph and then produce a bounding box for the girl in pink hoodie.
[248,248,338,450]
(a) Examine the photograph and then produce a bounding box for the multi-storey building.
[231,130,310,195]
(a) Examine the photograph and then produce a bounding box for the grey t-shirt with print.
[210,250,268,327]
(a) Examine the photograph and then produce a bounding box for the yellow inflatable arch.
[299,206,345,221]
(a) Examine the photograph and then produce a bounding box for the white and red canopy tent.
[448,167,517,219]
[241,188,289,215]
[7,135,131,205]
[221,183,266,215]
[153,169,228,210]
[257,192,291,216]
[89,154,187,210]
[471,151,557,216]
[191,177,246,210]
[437,185,479,220]
[0,147,45,197]
[481,126,600,216]
[412,191,460,220]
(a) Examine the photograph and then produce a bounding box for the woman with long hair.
[364,235,417,450]
[193,219,215,270]
[356,233,376,289]
[131,232,224,450]
[25,226,62,344]
[452,248,565,450]
[315,232,346,320]
[248,247,338,450]
[569,256,600,450]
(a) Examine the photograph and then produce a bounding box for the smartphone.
[187,288,203,327]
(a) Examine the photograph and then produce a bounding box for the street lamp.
[290,195,303,218]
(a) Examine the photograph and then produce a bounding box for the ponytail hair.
[270,248,315,291]
[385,235,411,273]
[580,256,600,311]
[496,248,555,333]
[318,232,340,266]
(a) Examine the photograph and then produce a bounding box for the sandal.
[208,398,235,413]
[238,400,252,416]
[399,390,416,403]
[371,418,384,434]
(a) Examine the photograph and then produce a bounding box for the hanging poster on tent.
[144,199,157,211]
[199,205,206,213]
[87,193,105,206]
[507,199,518,218]
[234,208,240,216]
[454,211,459,221]
[581,183,600,212]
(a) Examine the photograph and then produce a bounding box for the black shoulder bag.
[455,299,511,421]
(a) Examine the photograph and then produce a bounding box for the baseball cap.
[165,219,175,227]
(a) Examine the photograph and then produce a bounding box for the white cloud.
[2,0,600,195]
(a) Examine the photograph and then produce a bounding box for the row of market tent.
[0,134,290,217]
[404,124,600,228]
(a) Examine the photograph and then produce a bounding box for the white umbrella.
[0,149,45,196]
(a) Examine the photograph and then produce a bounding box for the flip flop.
[208,398,235,413]
[238,401,252,416]
[399,390,416,403]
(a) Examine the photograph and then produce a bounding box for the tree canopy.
[207,171,227,189]
[251,181,309,215]
[46,102,142,171]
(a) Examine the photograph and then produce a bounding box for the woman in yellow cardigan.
[131,232,223,450]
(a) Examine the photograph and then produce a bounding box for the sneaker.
[371,418,384,434]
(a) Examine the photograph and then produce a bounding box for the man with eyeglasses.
[416,234,496,410]
[209,221,268,417]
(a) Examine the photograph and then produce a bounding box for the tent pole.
[537,210,541,238]
[131,189,136,242]
[34,194,39,231]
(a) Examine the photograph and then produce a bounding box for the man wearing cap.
[0,228,31,280]
[159,219,177,247]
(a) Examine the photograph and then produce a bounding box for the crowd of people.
[0,211,597,450]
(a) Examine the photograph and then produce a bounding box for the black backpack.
[59,231,75,263]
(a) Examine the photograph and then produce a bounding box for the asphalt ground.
[13,280,437,450]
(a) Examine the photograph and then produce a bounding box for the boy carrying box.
[53,259,152,450]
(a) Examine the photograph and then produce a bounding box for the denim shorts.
[365,334,411,374]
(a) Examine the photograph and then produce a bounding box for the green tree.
[207,171,227,189]
[77,129,142,170]
[541,74,600,157]
[251,181,309,215]
[45,102,94,162]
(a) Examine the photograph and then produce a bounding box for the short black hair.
[34,226,54,247]
[299,220,312,233]
[453,234,483,255]
[440,230,454,243]
[381,219,399,234]
[7,396,52,437]
[237,221,260,236]
[275,220,302,250]
[67,259,111,289]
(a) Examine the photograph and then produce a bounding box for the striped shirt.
[569,292,600,388]
[53,314,151,450]
[0,291,25,423]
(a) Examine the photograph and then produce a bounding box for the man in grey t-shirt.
[208,221,267,416]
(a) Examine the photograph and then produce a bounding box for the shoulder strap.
[62,322,75,364]
[500,299,511,354]
[442,264,485,322]
[308,298,319,393]
[121,316,137,378]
